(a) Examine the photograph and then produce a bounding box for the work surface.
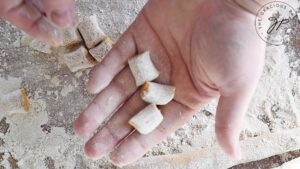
[0,0,300,168]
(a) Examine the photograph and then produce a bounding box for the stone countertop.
[0,0,300,169]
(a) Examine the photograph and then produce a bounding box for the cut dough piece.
[141,82,175,105]
[89,37,113,62]
[29,39,52,54]
[62,46,97,72]
[62,28,82,49]
[78,15,107,49]
[128,51,160,87]
[129,104,163,135]
[0,88,30,114]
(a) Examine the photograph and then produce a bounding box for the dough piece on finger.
[129,104,163,135]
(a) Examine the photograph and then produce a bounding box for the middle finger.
[74,67,137,137]
[84,91,147,160]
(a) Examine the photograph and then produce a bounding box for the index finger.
[87,30,137,94]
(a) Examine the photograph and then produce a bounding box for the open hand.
[74,0,266,166]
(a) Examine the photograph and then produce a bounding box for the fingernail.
[84,143,105,161]
[109,153,127,167]
[110,158,125,168]
[74,121,92,137]
[51,8,74,28]
[84,148,100,161]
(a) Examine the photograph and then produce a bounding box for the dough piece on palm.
[128,51,160,87]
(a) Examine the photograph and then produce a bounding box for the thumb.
[39,0,76,28]
[215,84,257,159]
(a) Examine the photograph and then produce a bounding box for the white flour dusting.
[0,0,300,168]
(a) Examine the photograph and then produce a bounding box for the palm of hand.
[74,0,266,165]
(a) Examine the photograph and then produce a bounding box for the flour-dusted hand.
[74,0,266,166]
[0,0,76,46]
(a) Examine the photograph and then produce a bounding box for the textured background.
[0,0,300,168]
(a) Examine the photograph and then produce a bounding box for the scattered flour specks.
[0,1,300,169]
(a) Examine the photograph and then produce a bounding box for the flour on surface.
[0,0,300,168]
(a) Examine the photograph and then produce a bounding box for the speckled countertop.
[0,0,300,169]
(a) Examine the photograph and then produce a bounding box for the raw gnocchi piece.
[62,46,97,72]
[62,28,82,49]
[129,104,163,135]
[141,82,175,105]
[0,88,30,114]
[128,51,160,87]
[78,15,107,49]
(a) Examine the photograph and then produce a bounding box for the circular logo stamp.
[255,1,297,45]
